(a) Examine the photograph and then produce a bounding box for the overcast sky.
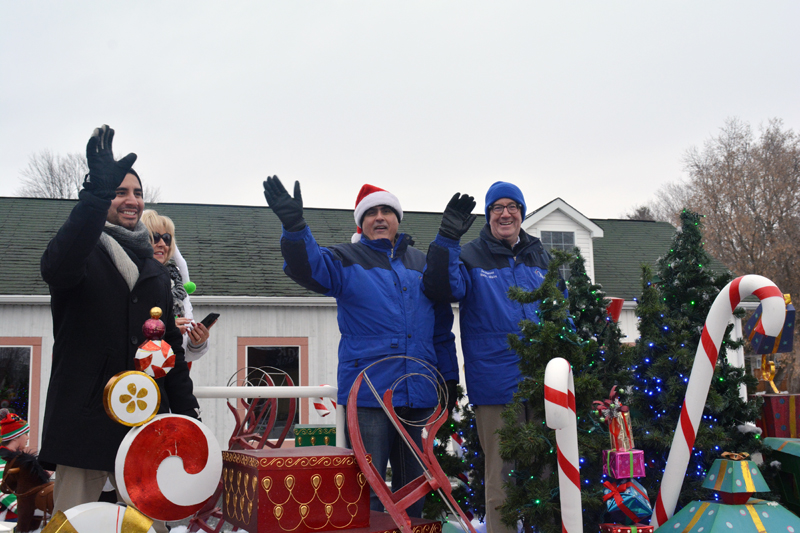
[2,2,798,219]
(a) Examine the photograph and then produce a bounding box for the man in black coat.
[39,125,199,516]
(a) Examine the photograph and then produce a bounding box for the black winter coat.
[38,192,199,471]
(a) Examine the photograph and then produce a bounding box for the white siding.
[0,301,54,448]
[618,308,639,343]
[0,300,468,452]
[188,302,341,448]
[524,210,596,281]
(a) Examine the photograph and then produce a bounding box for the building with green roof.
[0,195,688,448]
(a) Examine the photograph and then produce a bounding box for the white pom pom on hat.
[351,184,403,243]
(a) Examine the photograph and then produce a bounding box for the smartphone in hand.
[200,312,220,329]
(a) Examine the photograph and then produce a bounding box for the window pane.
[246,346,300,439]
[559,264,571,281]
[0,347,31,419]
[539,231,575,252]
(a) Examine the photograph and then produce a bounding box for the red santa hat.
[0,408,29,443]
[352,184,403,243]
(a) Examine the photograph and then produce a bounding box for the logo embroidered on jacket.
[479,269,498,279]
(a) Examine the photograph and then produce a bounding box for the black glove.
[439,193,477,241]
[263,175,306,232]
[82,125,137,200]
[443,379,459,416]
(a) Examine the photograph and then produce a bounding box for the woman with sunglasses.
[141,210,210,364]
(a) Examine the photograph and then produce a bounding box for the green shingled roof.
[0,197,483,297]
[0,197,725,300]
[590,219,677,300]
[591,218,729,300]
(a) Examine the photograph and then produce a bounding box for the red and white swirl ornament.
[115,414,223,522]
[313,384,337,417]
[652,275,785,528]
[544,357,582,533]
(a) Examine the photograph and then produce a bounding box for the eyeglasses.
[152,232,172,246]
[489,203,520,215]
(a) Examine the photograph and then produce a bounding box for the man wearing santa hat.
[263,177,459,517]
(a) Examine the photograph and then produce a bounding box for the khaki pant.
[475,403,533,533]
[53,465,168,533]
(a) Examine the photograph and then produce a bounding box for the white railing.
[193,385,346,447]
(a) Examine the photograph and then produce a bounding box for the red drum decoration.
[115,414,223,522]
[606,297,624,323]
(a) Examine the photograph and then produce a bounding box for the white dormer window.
[540,231,575,280]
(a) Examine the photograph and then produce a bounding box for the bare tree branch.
[642,117,800,298]
[17,150,163,204]
[17,150,86,199]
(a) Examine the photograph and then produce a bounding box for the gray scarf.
[98,221,153,290]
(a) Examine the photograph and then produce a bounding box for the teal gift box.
[602,479,652,525]
[764,437,800,515]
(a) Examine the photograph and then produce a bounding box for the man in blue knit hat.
[424,181,560,533]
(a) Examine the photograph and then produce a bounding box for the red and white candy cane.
[652,275,785,528]
[544,357,582,533]
[313,384,337,417]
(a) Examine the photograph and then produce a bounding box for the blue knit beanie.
[485,181,526,219]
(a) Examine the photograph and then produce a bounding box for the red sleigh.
[187,367,297,532]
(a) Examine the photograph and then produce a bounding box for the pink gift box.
[603,449,646,479]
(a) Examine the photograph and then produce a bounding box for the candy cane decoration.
[652,275,785,528]
[544,357,582,533]
[116,414,223,521]
[313,384,337,417]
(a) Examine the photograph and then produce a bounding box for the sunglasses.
[152,232,172,246]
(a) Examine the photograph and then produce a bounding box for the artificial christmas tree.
[487,248,637,532]
[422,386,482,525]
[627,210,769,516]
[496,250,612,532]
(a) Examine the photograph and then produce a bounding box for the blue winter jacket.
[281,226,458,408]
[424,225,560,405]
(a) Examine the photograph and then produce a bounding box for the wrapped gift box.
[657,498,800,532]
[599,524,653,533]
[752,394,800,438]
[608,412,635,451]
[293,424,336,447]
[764,437,800,515]
[602,449,645,479]
[603,479,652,525]
[222,447,371,533]
[745,300,795,354]
[701,457,769,504]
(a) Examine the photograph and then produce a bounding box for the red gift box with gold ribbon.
[222,447,371,533]
[599,524,654,533]
[753,394,800,438]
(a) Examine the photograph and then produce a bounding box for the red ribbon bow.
[593,386,629,420]
[603,480,649,524]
